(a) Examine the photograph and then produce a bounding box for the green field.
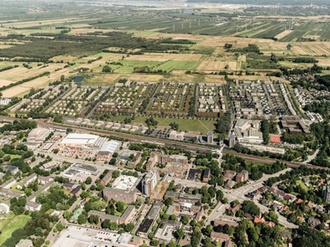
[295,179,309,192]
[154,61,200,72]
[102,115,216,134]
[0,214,31,245]
[113,60,163,73]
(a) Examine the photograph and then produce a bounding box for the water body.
[73,76,84,83]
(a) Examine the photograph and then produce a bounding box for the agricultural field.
[153,61,200,72]
[0,1,328,123]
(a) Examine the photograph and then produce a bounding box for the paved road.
[0,115,327,171]
[303,149,319,164]
[205,168,298,229]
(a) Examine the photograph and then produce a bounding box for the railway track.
[0,116,327,170]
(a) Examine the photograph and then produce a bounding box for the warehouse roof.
[100,140,121,154]
[60,133,100,146]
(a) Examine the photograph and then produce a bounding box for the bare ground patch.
[275,30,293,40]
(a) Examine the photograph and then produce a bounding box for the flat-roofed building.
[137,201,163,235]
[16,174,38,190]
[236,170,249,183]
[234,119,263,144]
[3,165,19,175]
[103,188,136,204]
[168,130,185,141]
[15,239,33,247]
[60,133,106,148]
[202,168,211,183]
[97,140,121,161]
[100,171,113,186]
[27,128,52,143]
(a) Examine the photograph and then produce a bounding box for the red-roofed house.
[254,217,265,224]
[267,221,275,228]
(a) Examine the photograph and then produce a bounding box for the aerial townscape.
[0,0,329,247]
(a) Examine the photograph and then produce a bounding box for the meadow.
[0,213,31,246]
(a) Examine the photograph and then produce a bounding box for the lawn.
[113,60,163,73]
[102,115,216,134]
[10,154,21,160]
[0,213,31,245]
[295,179,309,192]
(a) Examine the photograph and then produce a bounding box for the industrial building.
[60,133,106,147]
[27,127,52,143]
[97,140,121,161]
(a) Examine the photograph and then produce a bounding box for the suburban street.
[206,168,298,229]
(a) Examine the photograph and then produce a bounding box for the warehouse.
[60,133,106,147]
[97,140,121,161]
[27,127,52,143]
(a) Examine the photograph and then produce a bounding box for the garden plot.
[146,82,195,117]
[95,81,157,115]
[46,86,107,117]
[196,84,225,118]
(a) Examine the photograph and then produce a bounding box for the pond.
[73,76,84,83]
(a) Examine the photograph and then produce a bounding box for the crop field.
[0,63,61,82]
[0,79,13,87]
[0,213,31,246]
[290,43,330,56]
[154,61,200,72]
[317,58,330,67]
[257,42,289,55]
[197,61,239,71]
[1,66,73,98]
[274,30,294,40]
[278,61,313,69]
[125,53,203,62]
[1,17,99,29]
[113,60,163,73]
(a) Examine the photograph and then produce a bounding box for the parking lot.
[53,225,135,247]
